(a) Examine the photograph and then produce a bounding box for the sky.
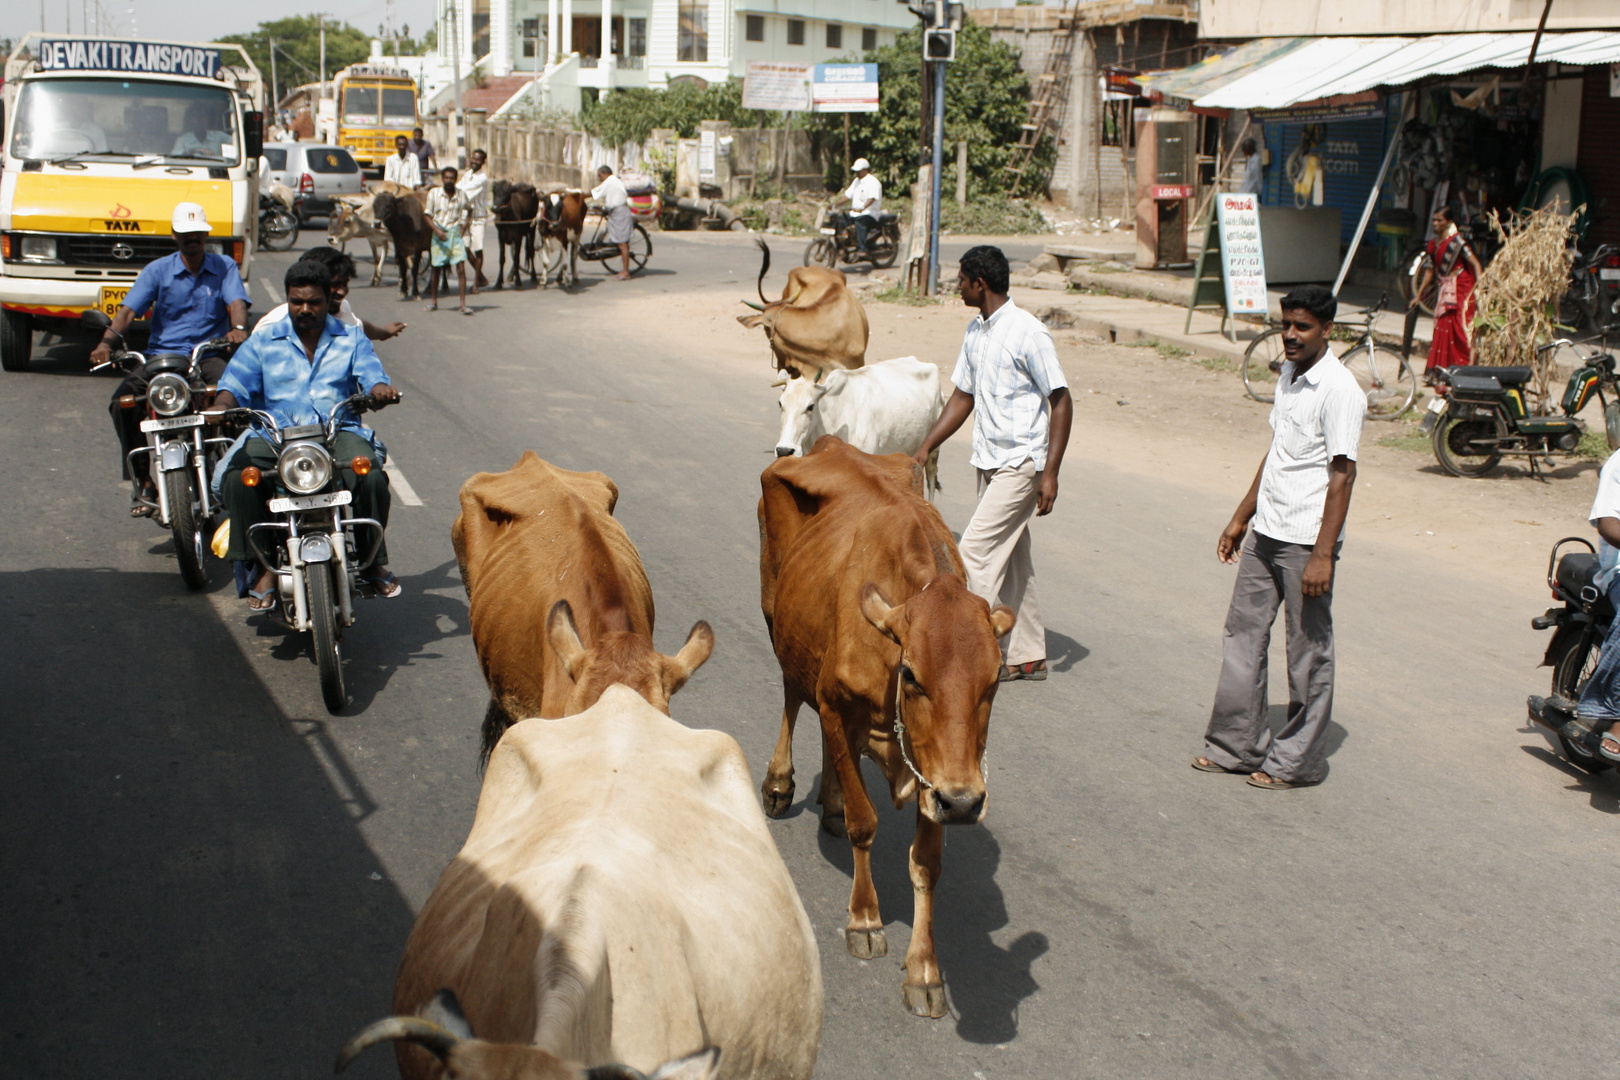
[3,0,438,51]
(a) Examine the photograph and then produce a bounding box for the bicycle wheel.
[1341,342,1415,419]
[626,224,652,275]
[1241,327,1286,402]
[1398,247,1436,318]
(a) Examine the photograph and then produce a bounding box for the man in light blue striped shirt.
[914,246,1073,682]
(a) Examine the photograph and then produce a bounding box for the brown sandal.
[1000,660,1047,682]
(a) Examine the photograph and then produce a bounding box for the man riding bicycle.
[90,202,249,517]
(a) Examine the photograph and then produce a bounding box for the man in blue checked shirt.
[210,260,402,609]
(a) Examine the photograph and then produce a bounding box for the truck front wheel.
[0,309,32,372]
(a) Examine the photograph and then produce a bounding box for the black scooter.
[1527,536,1614,773]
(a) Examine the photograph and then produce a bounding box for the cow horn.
[334,1017,461,1073]
[770,374,788,388]
[739,300,765,312]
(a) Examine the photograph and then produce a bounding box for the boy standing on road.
[913,245,1073,682]
[425,166,472,314]
[1193,284,1366,789]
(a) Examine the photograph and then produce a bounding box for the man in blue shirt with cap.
[92,201,249,515]
[211,260,401,609]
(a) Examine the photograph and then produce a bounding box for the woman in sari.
[1414,203,1484,384]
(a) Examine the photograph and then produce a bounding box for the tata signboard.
[812,64,879,113]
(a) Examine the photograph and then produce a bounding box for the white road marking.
[259,277,283,304]
[383,458,423,506]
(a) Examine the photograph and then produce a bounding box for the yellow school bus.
[325,64,418,172]
[0,33,263,371]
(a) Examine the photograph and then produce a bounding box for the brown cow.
[537,186,587,289]
[758,437,1013,1018]
[452,451,713,765]
[737,239,868,376]
[373,189,432,299]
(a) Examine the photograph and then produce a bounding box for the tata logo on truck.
[103,219,142,231]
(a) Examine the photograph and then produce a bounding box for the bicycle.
[569,208,653,276]
[1241,292,1416,420]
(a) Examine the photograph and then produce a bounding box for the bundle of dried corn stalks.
[1471,204,1578,405]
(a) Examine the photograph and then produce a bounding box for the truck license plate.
[97,285,130,317]
[1601,268,1620,281]
[140,414,204,432]
[269,489,352,513]
[1427,396,1448,414]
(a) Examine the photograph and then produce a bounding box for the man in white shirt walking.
[1194,284,1366,789]
[913,245,1073,682]
[384,135,422,188]
[460,149,493,292]
[592,165,634,281]
[834,158,882,260]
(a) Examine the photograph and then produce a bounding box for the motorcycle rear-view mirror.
[80,309,112,332]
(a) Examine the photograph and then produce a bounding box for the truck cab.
[0,34,264,372]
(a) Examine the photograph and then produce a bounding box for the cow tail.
[478,697,515,772]
[755,235,771,305]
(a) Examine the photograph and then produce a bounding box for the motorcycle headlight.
[277,442,333,495]
[146,372,191,417]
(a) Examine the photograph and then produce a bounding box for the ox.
[773,356,942,497]
[373,189,432,300]
[537,187,587,289]
[360,683,822,1080]
[452,451,712,765]
[327,194,391,287]
[492,179,541,290]
[738,238,868,376]
[758,438,1013,1018]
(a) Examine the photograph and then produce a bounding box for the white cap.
[852,158,870,172]
[170,202,212,233]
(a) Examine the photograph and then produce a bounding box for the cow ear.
[737,313,765,329]
[661,620,715,698]
[648,1047,721,1080]
[547,600,587,679]
[860,583,906,645]
[421,990,475,1041]
[819,369,845,394]
[988,603,1016,639]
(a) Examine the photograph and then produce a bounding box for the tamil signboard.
[742,61,812,112]
[34,38,224,77]
[1215,193,1268,315]
[811,63,879,113]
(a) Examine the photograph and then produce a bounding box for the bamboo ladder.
[1003,4,1080,191]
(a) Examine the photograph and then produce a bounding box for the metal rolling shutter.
[1579,66,1620,247]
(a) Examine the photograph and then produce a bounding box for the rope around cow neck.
[891,656,991,796]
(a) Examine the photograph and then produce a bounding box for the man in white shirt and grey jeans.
[1194,284,1366,789]
[914,245,1073,682]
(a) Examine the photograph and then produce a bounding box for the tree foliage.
[581,77,786,147]
[218,16,429,104]
[808,22,1052,197]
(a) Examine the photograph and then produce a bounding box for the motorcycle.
[258,191,301,252]
[1527,536,1614,774]
[803,205,902,270]
[225,392,401,714]
[85,310,237,590]
[1426,339,1620,479]
[1559,243,1620,338]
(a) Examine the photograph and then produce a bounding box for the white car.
[277,143,364,221]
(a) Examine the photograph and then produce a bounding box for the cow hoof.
[761,781,795,818]
[845,928,887,959]
[820,811,848,838]
[902,981,948,1018]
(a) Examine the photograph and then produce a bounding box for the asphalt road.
[2,231,1617,1080]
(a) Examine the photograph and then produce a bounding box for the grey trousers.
[1202,531,1340,783]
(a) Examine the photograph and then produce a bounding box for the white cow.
[365,684,823,1080]
[774,356,943,497]
[327,193,392,287]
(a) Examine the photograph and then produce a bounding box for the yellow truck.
[0,33,265,371]
[281,63,418,174]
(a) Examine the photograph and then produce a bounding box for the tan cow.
[376,684,822,1080]
[758,437,1013,1018]
[328,193,391,287]
[738,239,868,376]
[452,451,712,764]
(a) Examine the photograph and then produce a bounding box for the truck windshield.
[9,78,241,164]
[342,86,379,124]
[382,87,416,124]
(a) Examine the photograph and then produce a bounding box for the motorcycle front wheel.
[308,562,348,713]
[260,207,300,252]
[164,469,208,590]
[1431,414,1502,477]
[1549,630,1613,773]
[804,238,837,269]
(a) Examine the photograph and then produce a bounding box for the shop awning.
[1161,31,1620,110]
[1130,38,1310,102]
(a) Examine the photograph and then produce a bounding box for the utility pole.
[319,14,327,98]
[908,0,955,295]
[268,35,278,111]
[448,0,466,168]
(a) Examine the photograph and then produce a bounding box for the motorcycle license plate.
[97,285,130,317]
[820,228,836,235]
[1427,396,1448,414]
[139,414,204,432]
[269,489,352,513]
[1601,268,1620,281]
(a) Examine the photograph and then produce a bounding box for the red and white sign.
[1151,184,1195,200]
[1215,193,1268,315]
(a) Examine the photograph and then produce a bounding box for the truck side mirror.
[244,111,265,159]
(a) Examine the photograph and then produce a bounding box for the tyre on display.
[1550,632,1612,773]
[1398,249,1437,318]
[1340,343,1415,419]
[308,562,348,714]
[163,469,208,591]
[1430,414,1502,477]
[1241,327,1285,403]
[1,308,32,372]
